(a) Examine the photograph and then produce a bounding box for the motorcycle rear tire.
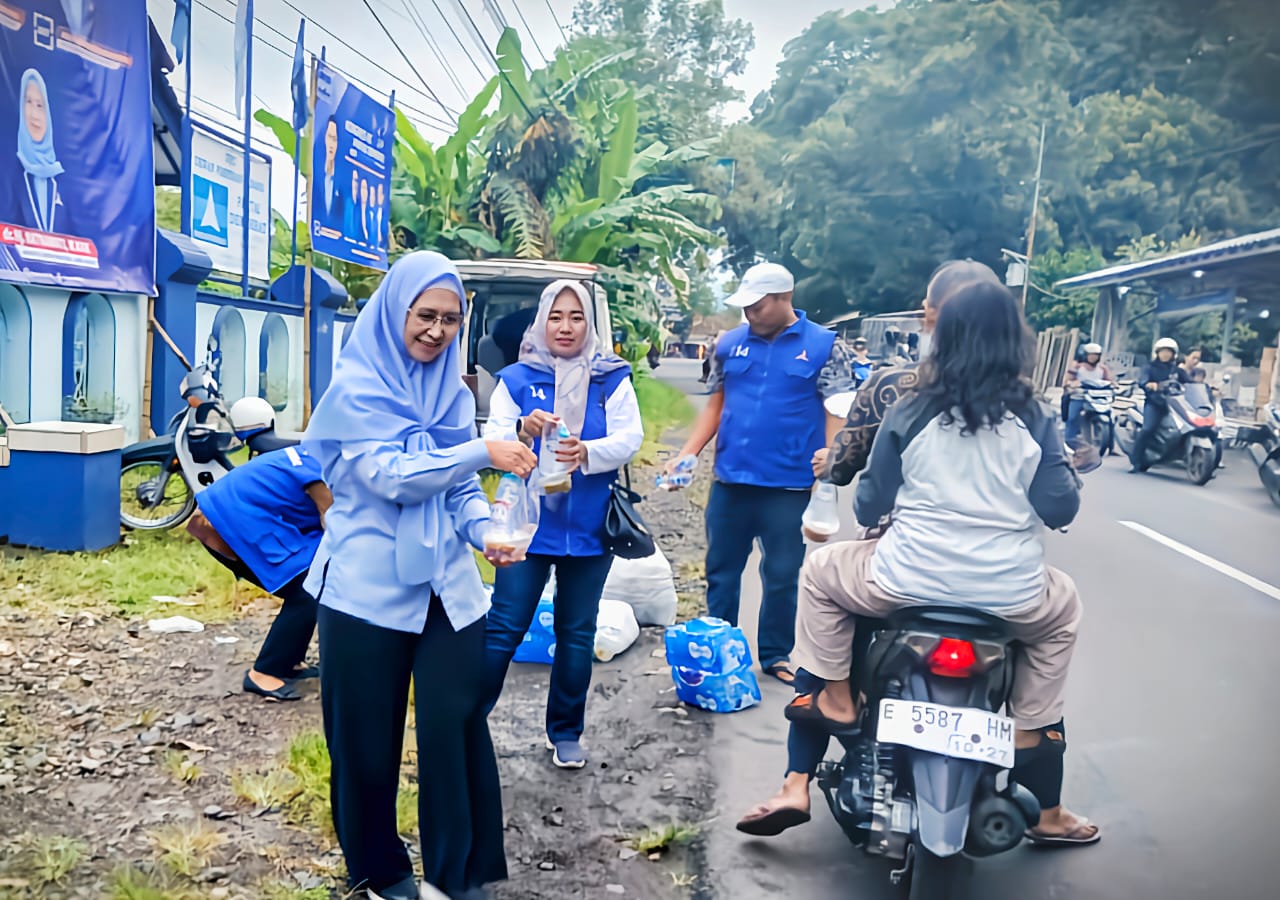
[907,837,971,900]
[1260,460,1280,509]
[1186,446,1215,486]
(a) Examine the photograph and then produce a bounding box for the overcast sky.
[145,0,879,215]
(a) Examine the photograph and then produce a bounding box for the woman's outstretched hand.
[486,441,536,478]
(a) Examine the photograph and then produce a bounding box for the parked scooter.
[1113,379,1221,485]
[1067,379,1116,455]
[119,367,297,530]
[1240,402,1280,508]
[816,606,1035,899]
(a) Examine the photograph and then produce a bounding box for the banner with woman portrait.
[0,0,156,294]
[310,58,392,271]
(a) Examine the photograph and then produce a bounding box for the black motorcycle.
[1240,402,1280,508]
[816,607,1037,899]
[119,366,296,530]
[1113,379,1221,485]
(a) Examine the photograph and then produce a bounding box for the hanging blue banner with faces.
[0,0,156,294]
[310,59,392,271]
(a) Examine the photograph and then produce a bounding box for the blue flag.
[291,18,309,133]
[171,0,190,64]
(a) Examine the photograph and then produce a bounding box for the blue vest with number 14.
[714,312,835,490]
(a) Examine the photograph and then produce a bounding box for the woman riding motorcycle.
[1128,337,1190,473]
[738,280,1099,848]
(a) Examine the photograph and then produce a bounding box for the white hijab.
[517,280,628,436]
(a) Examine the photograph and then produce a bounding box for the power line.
[268,0,461,121]
[192,0,455,130]
[452,0,537,118]
[359,0,460,126]
[543,0,569,44]
[399,0,471,101]
[426,0,496,80]
[505,0,550,63]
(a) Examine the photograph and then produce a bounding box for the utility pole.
[1021,121,1047,312]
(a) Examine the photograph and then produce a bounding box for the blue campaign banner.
[311,59,392,271]
[0,0,156,294]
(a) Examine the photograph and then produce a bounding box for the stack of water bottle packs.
[664,616,762,713]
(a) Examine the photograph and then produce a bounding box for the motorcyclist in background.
[1129,337,1190,474]
[1063,343,1116,446]
[850,337,873,387]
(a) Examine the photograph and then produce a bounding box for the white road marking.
[1118,520,1280,601]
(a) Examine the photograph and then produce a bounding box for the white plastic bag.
[594,599,640,662]
[600,545,678,626]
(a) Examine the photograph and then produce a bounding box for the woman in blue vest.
[482,280,644,770]
[302,252,536,900]
[188,433,331,702]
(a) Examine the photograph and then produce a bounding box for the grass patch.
[6,833,86,887]
[161,750,203,785]
[146,820,228,878]
[396,780,419,836]
[634,375,694,464]
[623,820,702,855]
[108,865,204,900]
[0,528,249,620]
[229,731,335,838]
[676,592,706,622]
[259,883,331,900]
[283,731,333,834]
[231,767,299,809]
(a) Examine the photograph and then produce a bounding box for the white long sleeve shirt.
[481,378,645,476]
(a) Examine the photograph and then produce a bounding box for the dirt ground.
[0,460,720,900]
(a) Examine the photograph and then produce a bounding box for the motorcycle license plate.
[876,699,1015,768]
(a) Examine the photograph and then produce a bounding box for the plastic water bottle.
[655,454,698,491]
[488,473,523,532]
[801,480,841,537]
[539,419,573,494]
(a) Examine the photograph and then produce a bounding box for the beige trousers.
[791,539,1082,731]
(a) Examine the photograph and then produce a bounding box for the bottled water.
[655,454,697,491]
[539,419,574,494]
[801,480,841,537]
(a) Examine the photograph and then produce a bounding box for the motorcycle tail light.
[927,638,977,678]
[187,395,202,408]
[1190,415,1214,428]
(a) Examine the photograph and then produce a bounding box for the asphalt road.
[654,358,1280,900]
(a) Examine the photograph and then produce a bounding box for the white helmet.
[1153,337,1179,356]
[1081,342,1102,355]
[229,396,275,440]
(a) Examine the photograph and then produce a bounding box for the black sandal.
[736,804,812,836]
[783,692,860,736]
[242,670,301,702]
[763,662,797,685]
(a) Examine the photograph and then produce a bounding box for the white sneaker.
[418,883,450,900]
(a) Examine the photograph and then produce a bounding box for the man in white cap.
[667,262,853,684]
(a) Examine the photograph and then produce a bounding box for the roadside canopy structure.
[1055,227,1280,361]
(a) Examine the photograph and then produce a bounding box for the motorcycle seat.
[248,431,301,455]
[884,605,1014,642]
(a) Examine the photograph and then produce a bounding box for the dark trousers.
[704,482,809,670]
[318,600,507,896]
[484,552,614,743]
[206,550,316,679]
[1129,400,1165,468]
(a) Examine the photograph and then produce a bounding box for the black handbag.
[603,466,656,559]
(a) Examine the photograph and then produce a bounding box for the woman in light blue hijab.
[304,251,535,900]
[17,69,64,233]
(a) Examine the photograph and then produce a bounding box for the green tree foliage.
[570,0,754,147]
[723,0,1280,325]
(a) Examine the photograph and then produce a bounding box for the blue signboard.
[0,0,156,294]
[310,59,392,271]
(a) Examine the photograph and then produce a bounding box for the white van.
[455,259,614,423]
